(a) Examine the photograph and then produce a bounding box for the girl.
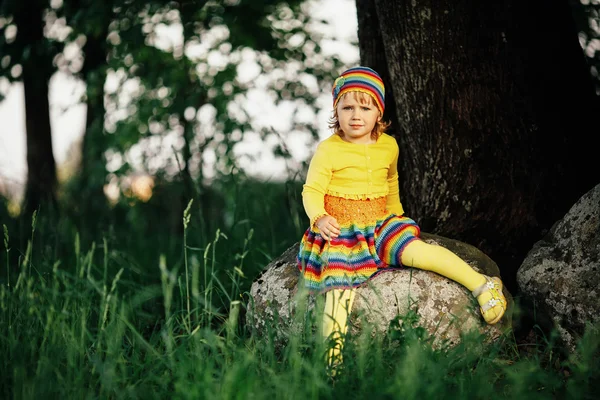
[296,66,507,369]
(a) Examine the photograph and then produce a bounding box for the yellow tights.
[400,239,484,291]
[322,239,505,368]
[322,288,356,368]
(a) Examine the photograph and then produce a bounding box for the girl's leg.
[322,288,356,369]
[400,239,505,323]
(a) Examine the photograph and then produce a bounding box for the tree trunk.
[181,118,197,198]
[80,34,109,215]
[355,0,400,139]
[360,0,600,291]
[18,0,57,214]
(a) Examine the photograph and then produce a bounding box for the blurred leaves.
[576,0,600,94]
[0,0,348,212]
[76,0,343,183]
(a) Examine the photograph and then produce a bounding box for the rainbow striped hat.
[332,66,385,114]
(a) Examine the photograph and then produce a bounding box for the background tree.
[356,0,600,291]
[0,0,345,226]
[62,0,116,215]
[572,0,600,94]
[60,0,342,219]
[1,0,59,214]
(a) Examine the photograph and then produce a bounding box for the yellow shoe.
[472,276,507,325]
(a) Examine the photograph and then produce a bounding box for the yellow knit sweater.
[302,133,404,226]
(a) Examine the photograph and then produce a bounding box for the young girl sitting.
[296,66,507,368]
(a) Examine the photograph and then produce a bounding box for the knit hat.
[332,66,385,114]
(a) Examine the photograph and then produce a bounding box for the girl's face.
[335,92,381,144]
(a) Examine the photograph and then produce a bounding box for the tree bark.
[361,0,600,291]
[355,0,400,139]
[80,33,109,215]
[17,0,57,214]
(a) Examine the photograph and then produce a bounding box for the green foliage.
[57,0,343,195]
[1,0,349,217]
[574,0,600,94]
[0,0,63,86]
[2,177,600,398]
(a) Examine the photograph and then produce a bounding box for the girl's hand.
[315,215,341,241]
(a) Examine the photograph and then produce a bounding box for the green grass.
[0,180,599,399]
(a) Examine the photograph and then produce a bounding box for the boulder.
[517,183,600,352]
[247,233,512,349]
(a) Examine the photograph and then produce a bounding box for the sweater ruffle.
[310,212,330,228]
[325,190,388,200]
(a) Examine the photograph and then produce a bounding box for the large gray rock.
[247,233,512,349]
[517,183,600,352]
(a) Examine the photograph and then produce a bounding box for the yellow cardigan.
[302,133,404,226]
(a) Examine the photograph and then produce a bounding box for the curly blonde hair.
[328,91,391,141]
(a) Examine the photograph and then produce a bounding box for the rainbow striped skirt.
[297,195,421,293]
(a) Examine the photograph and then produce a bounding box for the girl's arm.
[386,142,405,216]
[302,142,333,227]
